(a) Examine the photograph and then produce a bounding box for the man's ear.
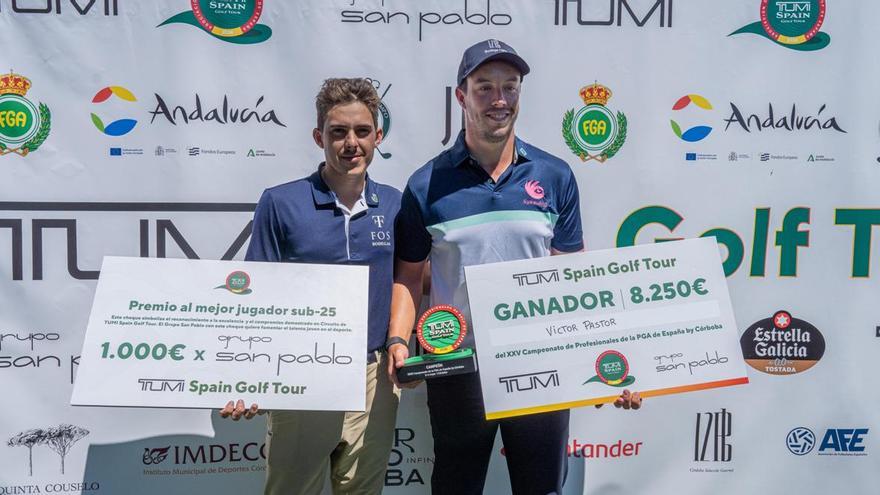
[455,86,466,110]
[312,128,324,149]
[375,127,383,146]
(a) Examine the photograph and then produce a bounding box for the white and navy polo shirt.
[396,132,584,348]
[246,165,401,357]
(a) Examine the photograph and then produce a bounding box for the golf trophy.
[396,305,478,383]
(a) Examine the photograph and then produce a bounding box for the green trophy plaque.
[397,305,478,383]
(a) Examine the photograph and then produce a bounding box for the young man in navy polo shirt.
[221,78,401,495]
[386,40,642,494]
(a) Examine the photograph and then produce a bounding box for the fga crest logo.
[159,0,272,44]
[562,82,627,163]
[730,0,829,51]
[0,71,51,157]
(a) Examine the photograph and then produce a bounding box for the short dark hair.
[315,78,380,129]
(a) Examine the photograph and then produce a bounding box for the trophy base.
[397,349,477,383]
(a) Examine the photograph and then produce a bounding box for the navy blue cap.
[457,39,530,86]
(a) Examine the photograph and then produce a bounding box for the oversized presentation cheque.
[464,238,749,420]
[71,257,369,411]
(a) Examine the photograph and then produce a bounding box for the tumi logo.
[499,370,559,393]
[550,0,672,27]
[511,269,560,287]
[138,378,185,392]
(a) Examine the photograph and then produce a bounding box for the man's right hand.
[219,399,263,420]
[387,343,421,389]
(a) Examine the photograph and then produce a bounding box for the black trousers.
[426,371,569,495]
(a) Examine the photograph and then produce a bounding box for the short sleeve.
[394,185,432,262]
[551,168,584,252]
[245,190,284,262]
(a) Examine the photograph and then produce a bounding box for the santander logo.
[524,180,545,200]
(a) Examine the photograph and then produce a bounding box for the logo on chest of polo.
[523,180,549,209]
[371,215,391,247]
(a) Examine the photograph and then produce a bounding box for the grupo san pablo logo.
[91,86,138,136]
[583,350,635,387]
[739,310,826,375]
[0,71,51,157]
[215,270,252,294]
[670,94,713,142]
[730,0,829,51]
[159,0,272,44]
[562,82,627,163]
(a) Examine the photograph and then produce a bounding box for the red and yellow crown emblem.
[579,82,611,106]
[0,71,32,97]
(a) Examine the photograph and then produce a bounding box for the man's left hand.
[595,389,642,410]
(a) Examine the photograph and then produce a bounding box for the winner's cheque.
[71,257,368,411]
[464,238,749,420]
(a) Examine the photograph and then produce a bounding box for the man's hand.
[387,343,421,389]
[595,389,642,410]
[219,399,263,420]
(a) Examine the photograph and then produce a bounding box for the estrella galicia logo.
[91,86,138,136]
[786,427,816,455]
[159,0,272,44]
[215,270,252,294]
[730,0,829,51]
[143,446,172,465]
[562,82,627,163]
[584,350,635,387]
[499,370,559,393]
[0,71,51,157]
[740,310,825,375]
[670,94,713,142]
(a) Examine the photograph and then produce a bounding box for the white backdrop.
[1,1,878,493]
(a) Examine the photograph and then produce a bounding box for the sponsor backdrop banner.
[1,1,877,493]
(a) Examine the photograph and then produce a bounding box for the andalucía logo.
[215,270,252,294]
[562,82,627,163]
[584,350,635,387]
[739,310,825,375]
[729,0,829,51]
[670,94,713,142]
[91,86,137,136]
[0,71,51,157]
[159,0,272,44]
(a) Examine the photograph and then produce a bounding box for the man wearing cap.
[385,40,641,493]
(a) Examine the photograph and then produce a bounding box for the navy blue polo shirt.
[246,165,401,356]
[396,131,583,348]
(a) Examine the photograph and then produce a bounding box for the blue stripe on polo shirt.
[246,166,401,356]
[395,132,583,348]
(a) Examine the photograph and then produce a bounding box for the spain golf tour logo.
[584,350,636,387]
[730,0,829,51]
[159,0,272,44]
[216,271,252,295]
